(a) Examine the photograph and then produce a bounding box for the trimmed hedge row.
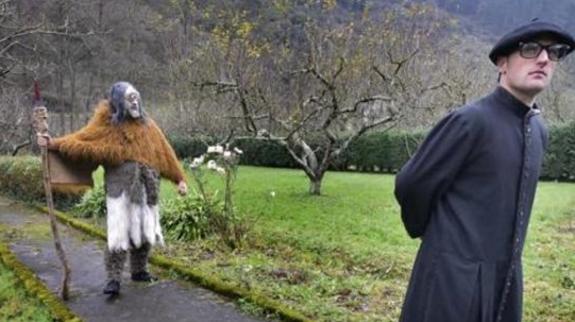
[0,156,81,209]
[169,121,575,181]
[1,121,573,205]
[541,122,575,181]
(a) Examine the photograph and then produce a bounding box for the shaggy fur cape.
[53,100,184,184]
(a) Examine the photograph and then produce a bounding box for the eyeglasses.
[518,42,572,62]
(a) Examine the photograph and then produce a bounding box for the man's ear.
[496,56,508,74]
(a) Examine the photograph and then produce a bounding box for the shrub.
[234,138,300,168]
[0,156,80,208]
[541,122,575,181]
[168,135,212,160]
[161,193,221,241]
[184,144,251,248]
[72,184,106,219]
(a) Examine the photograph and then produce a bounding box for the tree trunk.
[309,177,322,195]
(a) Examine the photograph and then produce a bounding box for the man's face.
[124,85,142,118]
[498,37,561,98]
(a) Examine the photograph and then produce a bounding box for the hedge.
[2,121,573,205]
[169,122,575,181]
[0,156,82,209]
[541,122,575,181]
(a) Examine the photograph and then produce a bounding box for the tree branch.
[0,24,43,44]
[333,115,396,158]
[11,140,30,156]
[340,95,393,114]
[387,47,420,75]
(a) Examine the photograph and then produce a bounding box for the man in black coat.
[394,20,574,322]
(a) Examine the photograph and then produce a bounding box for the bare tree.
[193,4,453,195]
[0,0,42,82]
[0,88,32,154]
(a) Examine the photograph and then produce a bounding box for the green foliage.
[235,138,300,168]
[169,121,575,181]
[168,135,211,160]
[344,131,426,172]
[72,184,106,219]
[164,145,247,246]
[541,122,575,181]
[161,193,220,242]
[187,145,251,249]
[0,156,80,209]
[0,156,44,202]
[0,261,53,322]
[0,241,79,322]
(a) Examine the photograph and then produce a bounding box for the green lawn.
[108,166,574,321]
[0,260,53,322]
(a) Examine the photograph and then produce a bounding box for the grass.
[0,261,54,322]
[90,166,575,321]
[522,184,575,321]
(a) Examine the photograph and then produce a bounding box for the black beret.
[489,20,575,65]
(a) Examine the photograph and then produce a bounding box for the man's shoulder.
[449,99,487,126]
[434,96,495,138]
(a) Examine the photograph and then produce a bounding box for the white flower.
[216,167,226,175]
[207,160,217,170]
[233,147,243,155]
[207,145,223,154]
[190,156,204,168]
[223,151,232,159]
[208,145,224,154]
[270,191,276,197]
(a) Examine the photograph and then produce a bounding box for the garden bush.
[0,156,81,209]
[72,184,106,219]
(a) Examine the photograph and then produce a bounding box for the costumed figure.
[39,82,188,295]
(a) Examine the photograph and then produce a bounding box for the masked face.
[124,85,142,119]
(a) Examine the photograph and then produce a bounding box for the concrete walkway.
[0,196,267,322]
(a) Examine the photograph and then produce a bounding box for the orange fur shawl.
[53,100,185,184]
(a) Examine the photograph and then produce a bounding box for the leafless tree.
[194,5,454,195]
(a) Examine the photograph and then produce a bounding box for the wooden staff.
[32,82,70,300]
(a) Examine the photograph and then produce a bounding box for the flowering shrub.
[173,144,250,248]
